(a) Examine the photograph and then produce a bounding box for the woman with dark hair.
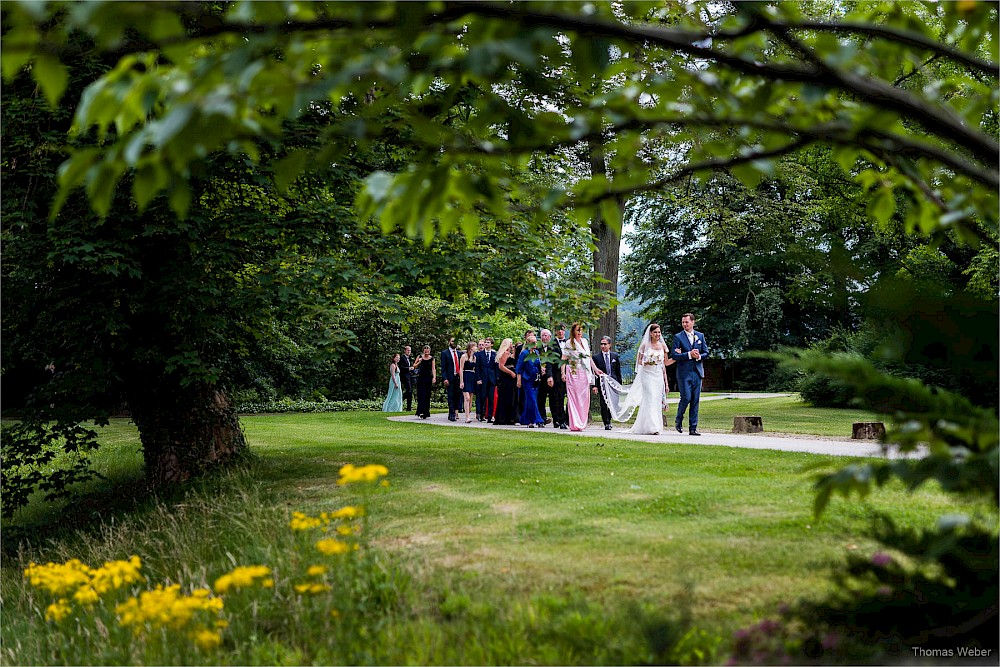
[412,345,436,419]
[381,353,403,412]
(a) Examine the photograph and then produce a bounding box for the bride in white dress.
[600,323,675,435]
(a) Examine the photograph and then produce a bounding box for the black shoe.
[690,430,701,436]
[487,419,493,424]
[528,424,535,428]
[604,424,612,430]
[545,417,552,424]
[559,424,568,430]
[676,424,683,433]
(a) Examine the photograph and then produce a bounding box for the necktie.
[452,350,458,375]
[605,352,610,370]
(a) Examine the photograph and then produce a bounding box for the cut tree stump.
[852,422,886,440]
[733,416,764,433]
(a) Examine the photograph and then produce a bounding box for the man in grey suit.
[670,313,710,436]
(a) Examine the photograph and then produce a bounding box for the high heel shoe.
[466,418,472,423]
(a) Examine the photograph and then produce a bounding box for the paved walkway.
[388,406,918,460]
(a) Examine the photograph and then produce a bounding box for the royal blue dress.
[515,348,545,426]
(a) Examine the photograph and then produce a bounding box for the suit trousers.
[446,377,463,417]
[548,382,567,426]
[537,381,552,422]
[401,375,413,411]
[675,374,703,430]
[479,381,496,420]
[596,383,613,426]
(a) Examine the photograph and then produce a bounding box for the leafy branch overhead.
[4,1,997,243]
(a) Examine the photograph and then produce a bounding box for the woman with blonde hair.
[494,338,518,425]
[561,323,604,431]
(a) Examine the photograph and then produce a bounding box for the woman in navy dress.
[412,345,436,419]
[516,331,546,428]
[459,341,478,423]
[494,338,518,425]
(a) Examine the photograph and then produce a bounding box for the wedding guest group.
[394,311,708,433]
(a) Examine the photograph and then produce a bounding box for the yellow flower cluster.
[116,585,223,632]
[213,565,274,595]
[116,584,226,649]
[25,556,144,598]
[289,507,364,531]
[25,556,146,623]
[315,538,353,556]
[337,463,389,485]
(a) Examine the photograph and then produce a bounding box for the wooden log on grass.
[852,422,886,440]
[733,416,763,433]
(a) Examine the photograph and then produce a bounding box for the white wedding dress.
[601,326,669,435]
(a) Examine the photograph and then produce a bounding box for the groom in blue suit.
[670,313,710,436]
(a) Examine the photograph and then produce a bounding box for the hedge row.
[234,398,449,414]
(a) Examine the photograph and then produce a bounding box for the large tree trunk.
[588,136,622,346]
[130,380,246,488]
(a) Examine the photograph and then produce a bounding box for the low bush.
[234,398,448,414]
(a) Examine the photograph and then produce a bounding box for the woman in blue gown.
[382,353,403,412]
[515,331,545,428]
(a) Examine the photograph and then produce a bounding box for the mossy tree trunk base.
[130,381,246,488]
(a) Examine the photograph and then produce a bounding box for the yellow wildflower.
[45,598,72,622]
[315,538,351,555]
[306,565,327,577]
[213,565,272,595]
[73,586,100,606]
[337,464,389,485]
[192,628,223,650]
[90,556,144,593]
[24,559,93,596]
[289,511,324,531]
[294,582,331,595]
[116,584,224,634]
[329,505,363,519]
[336,524,360,536]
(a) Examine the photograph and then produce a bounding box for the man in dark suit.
[592,336,622,430]
[670,313,710,435]
[440,336,462,421]
[539,328,567,429]
[475,337,498,422]
[399,345,414,412]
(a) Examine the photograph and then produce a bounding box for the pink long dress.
[564,339,593,431]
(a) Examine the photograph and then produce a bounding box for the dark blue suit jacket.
[440,347,461,381]
[670,330,709,380]
[475,350,498,385]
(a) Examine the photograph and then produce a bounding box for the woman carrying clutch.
[381,353,403,412]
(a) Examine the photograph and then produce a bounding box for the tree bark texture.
[130,381,246,488]
[588,136,621,347]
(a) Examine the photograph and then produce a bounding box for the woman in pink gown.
[561,322,604,431]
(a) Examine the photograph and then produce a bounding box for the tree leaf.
[867,186,895,226]
[274,149,309,193]
[33,55,69,107]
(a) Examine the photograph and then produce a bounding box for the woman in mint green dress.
[382,353,403,412]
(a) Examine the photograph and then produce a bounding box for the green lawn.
[695,395,888,437]
[1,402,969,664]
